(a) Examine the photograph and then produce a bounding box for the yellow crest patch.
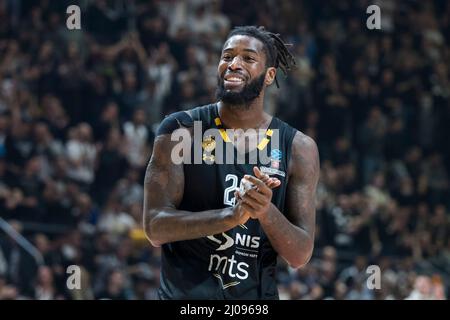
[202,135,216,152]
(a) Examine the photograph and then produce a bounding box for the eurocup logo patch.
[270,149,282,169]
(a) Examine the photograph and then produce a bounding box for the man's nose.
[228,56,242,71]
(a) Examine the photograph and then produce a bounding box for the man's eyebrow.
[222,48,259,55]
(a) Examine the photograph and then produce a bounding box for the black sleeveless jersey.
[158,103,297,300]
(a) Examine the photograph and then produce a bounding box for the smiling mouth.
[223,75,246,87]
[225,77,244,83]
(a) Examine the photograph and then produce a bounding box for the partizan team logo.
[202,135,216,162]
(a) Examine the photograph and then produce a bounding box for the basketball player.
[143,26,320,299]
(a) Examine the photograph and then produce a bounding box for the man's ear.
[265,67,277,86]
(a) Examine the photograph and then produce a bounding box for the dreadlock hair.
[225,26,297,88]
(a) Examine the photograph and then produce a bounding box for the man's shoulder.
[291,131,318,155]
[183,103,216,120]
[289,130,320,173]
[156,104,216,136]
[163,103,216,118]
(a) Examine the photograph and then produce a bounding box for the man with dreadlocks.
[143,26,320,299]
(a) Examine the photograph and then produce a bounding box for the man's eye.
[222,55,232,60]
[245,56,255,61]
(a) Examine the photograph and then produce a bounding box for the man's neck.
[217,96,271,130]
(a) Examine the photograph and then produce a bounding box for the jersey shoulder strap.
[156,111,193,135]
[189,103,216,125]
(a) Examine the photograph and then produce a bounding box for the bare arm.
[143,132,249,247]
[238,132,319,268]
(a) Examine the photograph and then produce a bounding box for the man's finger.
[243,188,267,206]
[246,168,277,188]
[244,175,271,195]
[240,195,262,211]
[267,178,281,189]
[241,198,257,212]
[253,166,263,177]
[253,166,269,182]
[272,181,281,188]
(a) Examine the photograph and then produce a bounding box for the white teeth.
[226,77,243,82]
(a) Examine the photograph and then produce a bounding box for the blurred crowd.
[0,0,449,299]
